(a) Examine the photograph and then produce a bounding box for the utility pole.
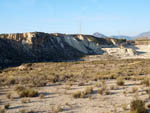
[79,20,82,35]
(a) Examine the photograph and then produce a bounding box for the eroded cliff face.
[0,32,127,68]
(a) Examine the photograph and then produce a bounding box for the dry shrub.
[110,85,116,90]
[80,91,87,98]
[78,82,85,86]
[65,81,73,86]
[15,85,26,92]
[19,89,38,97]
[116,77,124,86]
[0,108,5,113]
[6,93,12,99]
[72,91,83,98]
[132,87,138,93]
[85,87,93,94]
[21,98,31,103]
[141,78,150,86]
[15,86,38,97]
[72,87,94,99]
[145,88,150,99]
[39,94,44,99]
[130,99,146,113]
[98,87,110,95]
[123,90,127,96]
[19,109,26,113]
[51,105,63,113]
[95,82,101,87]
[31,80,47,87]
[5,76,16,85]
[121,103,128,111]
[4,103,10,109]
[101,80,105,86]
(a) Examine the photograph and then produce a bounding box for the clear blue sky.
[0,0,150,36]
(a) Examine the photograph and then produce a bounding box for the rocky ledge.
[0,32,127,68]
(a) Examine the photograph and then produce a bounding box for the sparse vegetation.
[1,59,150,112]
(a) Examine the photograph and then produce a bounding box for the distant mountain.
[93,32,107,38]
[111,35,133,40]
[93,32,133,40]
[136,31,150,38]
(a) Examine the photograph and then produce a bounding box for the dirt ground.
[0,79,149,113]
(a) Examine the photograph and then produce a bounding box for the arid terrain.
[1,33,150,113]
[1,56,150,113]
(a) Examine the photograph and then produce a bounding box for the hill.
[0,32,127,68]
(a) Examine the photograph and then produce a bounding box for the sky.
[0,0,150,36]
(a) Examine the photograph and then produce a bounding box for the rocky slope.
[0,32,127,68]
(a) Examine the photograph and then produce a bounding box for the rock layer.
[0,32,127,68]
